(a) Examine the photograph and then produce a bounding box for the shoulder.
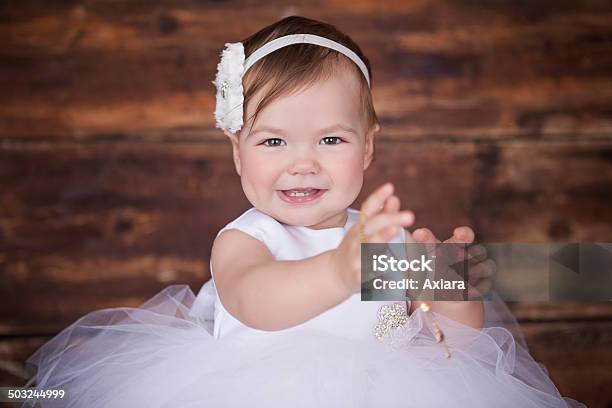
[210,211,277,282]
[210,215,278,306]
[211,228,271,267]
[214,207,286,255]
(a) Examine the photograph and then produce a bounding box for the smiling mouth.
[277,188,327,204]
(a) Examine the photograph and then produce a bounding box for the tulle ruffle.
[22,285,585,408]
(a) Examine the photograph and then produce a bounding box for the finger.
[412,228,441,244]
[383,195,400,215]
[378,224,401,242]
[370,225,402,243]
[455,244,488,265]
[360,182,394,219]
[364,211,414,236]
[467,259,496,281]
[412,228,440,258]
[445,226,475,244]
[442,227,475,261]
[466,244,488,263]
[468,279,493,298]
[363,211,414,240]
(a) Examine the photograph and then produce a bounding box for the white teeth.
[285,189,318,197]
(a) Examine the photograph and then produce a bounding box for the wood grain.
[1,1,611,140]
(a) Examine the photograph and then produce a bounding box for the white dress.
[23,208,585,408]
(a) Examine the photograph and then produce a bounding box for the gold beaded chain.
[419,303,451,359]
[360,211,451,358]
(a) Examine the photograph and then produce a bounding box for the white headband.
[212,33,371,134]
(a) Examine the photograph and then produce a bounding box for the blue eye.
[262,138,286,147]
[320,136,343,145]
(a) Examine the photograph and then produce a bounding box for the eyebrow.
[248,124,358,139]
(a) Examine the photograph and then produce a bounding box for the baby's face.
[226,69,378,229]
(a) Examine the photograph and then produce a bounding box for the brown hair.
[237,16,380,138]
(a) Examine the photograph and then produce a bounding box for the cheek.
[240,152,278,188]
[327,150,365,188]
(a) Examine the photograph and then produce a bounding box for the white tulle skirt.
[23,284,585,408]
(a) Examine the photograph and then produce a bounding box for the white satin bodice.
[192,207,410,342]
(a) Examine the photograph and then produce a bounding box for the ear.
[363,122,380,170]
[223,129,242,176]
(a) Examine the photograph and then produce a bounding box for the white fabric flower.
[212,42,245,134]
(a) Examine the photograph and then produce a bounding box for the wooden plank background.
[1,1,612,407]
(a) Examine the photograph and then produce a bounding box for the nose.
[287,157,321,175]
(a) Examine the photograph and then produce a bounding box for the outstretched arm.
[211,229,350,331]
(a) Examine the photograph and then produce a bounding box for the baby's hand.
[413,227,496,299]
[331,182,415,294]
